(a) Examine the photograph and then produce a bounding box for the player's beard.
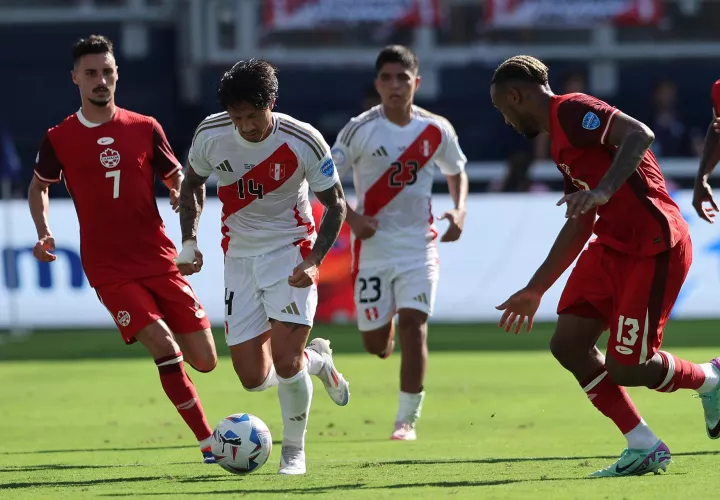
[88,97,111,107]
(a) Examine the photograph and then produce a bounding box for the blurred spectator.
[0,120,21,199]
[649,80,689,157]
[488,150,550,193]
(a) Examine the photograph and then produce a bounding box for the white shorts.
[224,244,317,346]
[355,261,439,332]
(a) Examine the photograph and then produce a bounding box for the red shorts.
[95,271,211,345]
[557,236,692,365]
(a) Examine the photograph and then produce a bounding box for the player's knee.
[188,354,218,373]
[605,356,643,386]
[549,333,575,366]
[136,322,178,358]
[273,353,304,379]
[397,310,428,344]
[362,328,392,355]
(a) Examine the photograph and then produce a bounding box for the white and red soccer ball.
[211,413,272,474]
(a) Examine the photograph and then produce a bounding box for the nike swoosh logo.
[707,420,720,439]
[615,458,641,474]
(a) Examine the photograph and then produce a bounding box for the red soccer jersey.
[712,79,720,118]
[549,93,688,256]
[34,108,182,287]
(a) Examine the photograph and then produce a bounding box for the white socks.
[396,390,425,424]
[697,363,720,394]
[278,368,313,446]
[304,348,324,376]
[624,419,660,450]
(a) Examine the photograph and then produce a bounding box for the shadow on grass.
[99,477,599,496]
[0,475,167,490]
[2,319,718,361]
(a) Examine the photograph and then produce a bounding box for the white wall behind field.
[1,191,719,329]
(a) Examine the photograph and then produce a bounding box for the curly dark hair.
[375,45,418,74]
[72,35,114,66]
[217,59,279,110]
[491,55,549,86]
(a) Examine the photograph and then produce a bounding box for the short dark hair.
[72,35,114,66]
[217,59,278,110]
[375,45,418,74]
[491,56,549,86]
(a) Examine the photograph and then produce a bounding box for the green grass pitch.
[1,320,720,499]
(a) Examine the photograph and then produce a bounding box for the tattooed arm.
[175,167,209,275]
[179,167,208,243]
[287,181,347,288]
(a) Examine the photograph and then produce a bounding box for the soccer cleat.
[391,421,417,441]
[278,444,306,475]
[697,358,720,439]
[307,338,350,406]
[378,339,395,359]
[589,441,671,477]
[201,446,216,464]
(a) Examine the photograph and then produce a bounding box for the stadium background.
[1,0,719,329]
[1,2,720,497]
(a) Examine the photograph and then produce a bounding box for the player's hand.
[175,240,204,276]
[169,188,180,212]
[32,235,56,263]
[692,180,719,223]
[557,189,609,219]
[438,208,466,242]
[496,287,542,334]
[714,117,720,133]
[288,259,318,288]
[348,215,378,240]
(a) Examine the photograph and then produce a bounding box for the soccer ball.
[211,413,272,474]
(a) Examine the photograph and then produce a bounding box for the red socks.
[155,352,213,441]
[581,367,642,434]
[653,351,706,393]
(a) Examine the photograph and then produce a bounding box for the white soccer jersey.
[331,105,466,270]
[189,112,339,258]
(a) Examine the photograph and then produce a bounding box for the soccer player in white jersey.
[176,60,350,475]
[331,46,469,440]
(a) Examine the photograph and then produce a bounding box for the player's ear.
[71,69,78,86]
[508,87,521,105]
[414,74,421,91]
[269,99,276,110]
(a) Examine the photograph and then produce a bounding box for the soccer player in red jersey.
[490,56,720,477]
[692,79,720,221]
[27,35,218,463]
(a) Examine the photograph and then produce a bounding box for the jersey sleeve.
[187,127,214,177]
[331,121,357,178]
[33,133,63,184]
[151,119,182,179]
[435,121,467,175]
[711,80,720,118]
[306,133,340,193]
[556,94,620,148]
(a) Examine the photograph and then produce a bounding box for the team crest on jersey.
[582,112,601,131]
[100,148,121,168]
[116,310,131,327]
[270,163,286,181]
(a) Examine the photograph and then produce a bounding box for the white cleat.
[278,444,306,475]
[391,421,417,441]
[307,338,350,406]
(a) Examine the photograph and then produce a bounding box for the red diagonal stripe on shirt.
[363,124,442,217]
[218,142,299,253]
